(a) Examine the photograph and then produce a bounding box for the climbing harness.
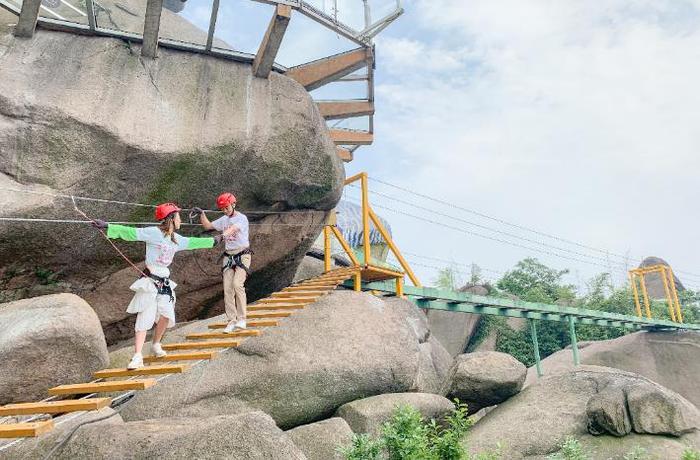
[222,248,254,276]
[140,268,174,303]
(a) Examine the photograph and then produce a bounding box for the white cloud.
[361,0,700,288]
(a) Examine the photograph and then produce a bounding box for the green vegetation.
[338,402,480,460]
[546,437,589,460]
[461,258,699,366]
[682,448,700,460]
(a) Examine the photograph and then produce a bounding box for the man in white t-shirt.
[198,192,251,333]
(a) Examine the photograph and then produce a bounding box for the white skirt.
[127,278,177,332]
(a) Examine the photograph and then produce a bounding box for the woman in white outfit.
[92,203,231,369]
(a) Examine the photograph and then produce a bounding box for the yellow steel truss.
[629,264,683,323]
[323,172,421,296]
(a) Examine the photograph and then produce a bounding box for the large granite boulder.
[425,285,486,357]
[467,366,700,459]
[525,330,700,408]
[335,393,455,436]
[4,410,306,459]
[0,17,343,343]
[443,351,526,414]
[287,417,354,460]
[639,256,685,297]
[0,293,109,405]
[118,291,452,429]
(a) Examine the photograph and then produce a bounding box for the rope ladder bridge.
[1,172,699,446]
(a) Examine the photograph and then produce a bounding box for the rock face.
[467,366,700,459]
[0,293,109,405]
[525,331,700,408]
[639,256,685,297]
[443,351,526,414]
[0,21,343,343]
[287,417,354,460]
[118,291,452,429]
[425,285,487,356]
[335,393,455,436]
[5,410,306,460]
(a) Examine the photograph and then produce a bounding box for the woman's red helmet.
[216,192,237,210]
[155,203,181,221]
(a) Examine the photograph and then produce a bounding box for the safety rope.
[0,217,324,227]
[70,196,149,278]
[0,187,316,215]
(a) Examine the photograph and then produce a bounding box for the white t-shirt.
[136,227,192,277]
[211,212,250,252]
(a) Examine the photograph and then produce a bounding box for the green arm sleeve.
[186,237,215,250]
[106,224,138,241]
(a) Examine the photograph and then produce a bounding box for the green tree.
[434,265,464,291]
[497,258,575,302]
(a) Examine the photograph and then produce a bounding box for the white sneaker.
[127,353,144,370]
[223,321,237,334]
[235,320,247,330]
[151,342,167,358]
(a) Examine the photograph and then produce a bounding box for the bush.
[338,401,476,460]
[546,437,589,460]
[682,448,700,460]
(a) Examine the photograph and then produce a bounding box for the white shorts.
[134,294,176,332]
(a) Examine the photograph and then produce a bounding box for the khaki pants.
[223,254,251,322]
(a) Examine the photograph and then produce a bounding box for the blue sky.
[178,0,700,292]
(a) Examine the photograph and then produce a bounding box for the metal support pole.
[142,0,164,58]
[323,226,331,273]
[629,272,642,317]
[529,319,543,377]
[639,272,653,319]
[14,0,42,38]
[85,0,96,31]
[568,316,580,366]
[353,272,361,292]
[205,0,220,51]
[396,276,404,298]
[668,268,684,323]
[360,172,371,267]
[659,266,677,322]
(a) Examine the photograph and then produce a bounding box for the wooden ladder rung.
[48,379,156,396]
[258,297,318,304]
[0,420,54,438]
[284,285,336,291]
[143,351,218,363]
[161,340,240,350]
[271,290,327,297]
[207,319,278,329]
[0,398,111,416]
[248,311,293,319]
[248,304,306,311]
[93,364,190,379]
[186,330,263,340]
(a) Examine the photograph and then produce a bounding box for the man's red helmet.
[155,203,181,221]
[216,192,237,209]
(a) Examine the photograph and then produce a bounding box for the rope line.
[368,177,700,280]
[0,217,326,228]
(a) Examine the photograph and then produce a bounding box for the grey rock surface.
[0,17,343,343]
[287,417,354,460]
[0,293,109,404]
[444,351,526,413]
[336,392,455,436]
[525,330,700,408]
[118,292,451,429]
[467,365,700,459]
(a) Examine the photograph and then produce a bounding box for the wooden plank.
[161,340,240,350]
[258,296,318,304]
[0,420,54,438]
[252,4,292,78]
[143,351,218,363]
[271,290,328,297]
[248,304,306,311]
[0,398,111,416]
[186,330,263,340]
[286,47,372,91]
[48,380,156,396]
[208,319,279,329]
[329,129,374,145]
[93,364,190,379]
[249,311,293,319]
[337,147,353,162]
[284,285,336,291]
[318,101,374,120]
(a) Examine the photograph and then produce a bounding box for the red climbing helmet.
[155,203,181,221]
[216,192,237,209]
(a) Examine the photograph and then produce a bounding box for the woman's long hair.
[159,214,178,243]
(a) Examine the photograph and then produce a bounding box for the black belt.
[222,248,253,276]
[141,268,174,302]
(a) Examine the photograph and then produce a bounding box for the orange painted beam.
[329,129,373,145]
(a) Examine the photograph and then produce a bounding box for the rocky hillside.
[0,17,343,343]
